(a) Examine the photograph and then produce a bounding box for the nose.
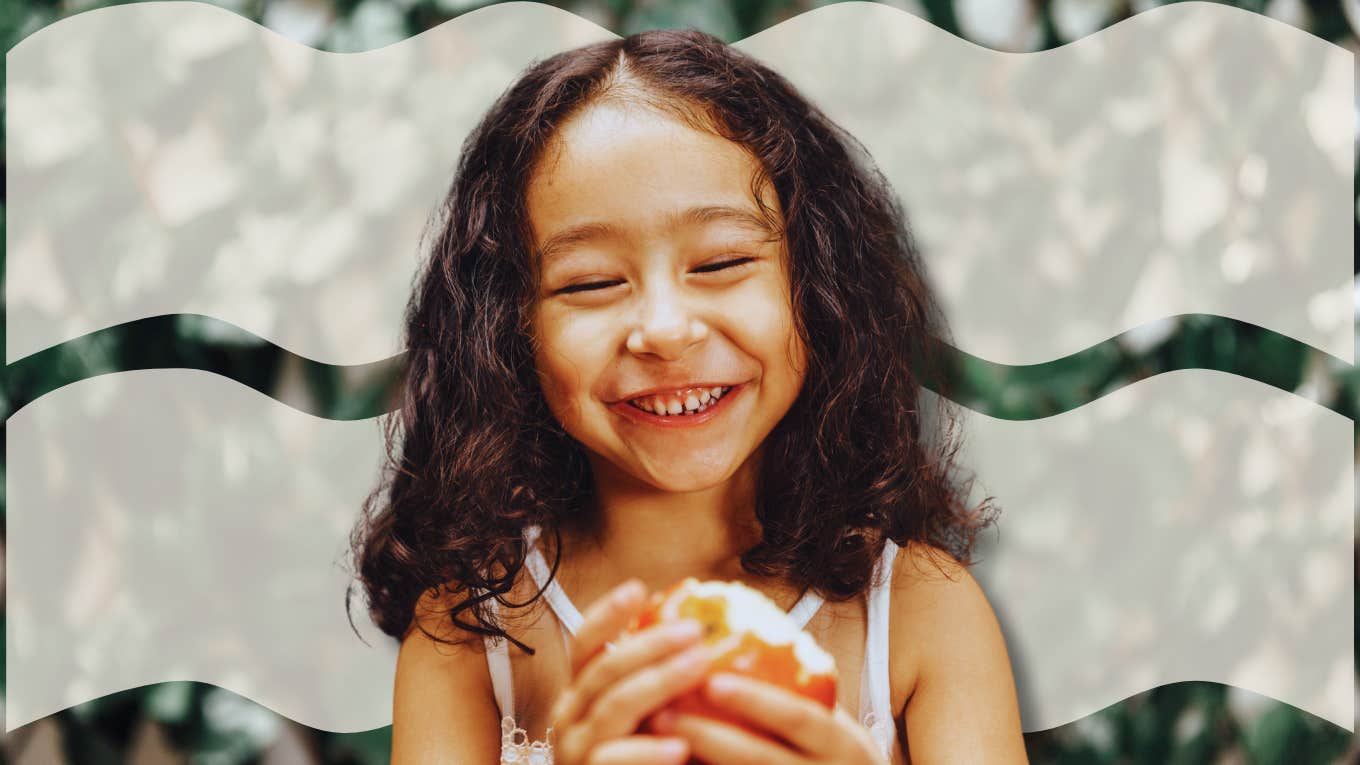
[625,283,709,360]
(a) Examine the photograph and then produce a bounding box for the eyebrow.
[536,205,778,263]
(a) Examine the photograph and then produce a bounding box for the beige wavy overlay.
[6,368,1352,732]
[964,369,1353,731]
[5,0,1354,737]
[6,1,1352,366]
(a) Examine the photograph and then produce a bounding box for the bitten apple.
[628,577,837,756]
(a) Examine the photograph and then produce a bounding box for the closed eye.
[693,256,756,274]
[554,257,756,294]
[557,280,623,295]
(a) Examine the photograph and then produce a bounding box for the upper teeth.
[628,386,732,415]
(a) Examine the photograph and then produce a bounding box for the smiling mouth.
[625,385,734,416]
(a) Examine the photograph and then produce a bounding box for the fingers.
[572,619,704,712]
[695,673,832,756]
[553,641,712,757]
[657,711,804,765]
[587,735,690,765]
[828,704,884,755]
[571,579,647,676]
[583,638,714,740]
[552,611,704,726]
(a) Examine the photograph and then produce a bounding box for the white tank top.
[482,525,899,764]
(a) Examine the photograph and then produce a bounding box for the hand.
[550,578,716,765]
[646,672,888,765]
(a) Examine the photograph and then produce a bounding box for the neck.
[552,451,775,602]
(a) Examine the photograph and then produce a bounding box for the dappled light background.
[2,1,1358,763]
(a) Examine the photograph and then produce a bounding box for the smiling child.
[351,28,1027,765]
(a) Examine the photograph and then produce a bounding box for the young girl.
[351,28,1026,765]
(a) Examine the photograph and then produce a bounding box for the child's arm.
[391,594,502,765]
[893,544,1029,764]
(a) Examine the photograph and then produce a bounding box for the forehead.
[525,102,780,256]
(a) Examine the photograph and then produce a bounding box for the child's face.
[526,100,808,493]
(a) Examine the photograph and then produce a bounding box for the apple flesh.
[628,578,837,758]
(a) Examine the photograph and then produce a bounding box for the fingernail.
[674,645,710,670]
[614,579,643,606]
[660,737,686,760]
[708,673,740,696]
[666,619,704,642]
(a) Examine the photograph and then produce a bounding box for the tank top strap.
[524,524,586,637]
[860,537,899,757]
[480,593,516,721]
[787,585,824,630]
[522,523,826,635]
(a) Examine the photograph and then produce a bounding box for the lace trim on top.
[500,715,554,764]
[489,526,900,764]
[861,711,897,756]
[497,710,890,765]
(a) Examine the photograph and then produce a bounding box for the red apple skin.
[629,580,837,763]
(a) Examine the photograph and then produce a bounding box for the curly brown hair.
[348,28,997,655]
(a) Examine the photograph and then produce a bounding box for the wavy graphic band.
[4,0,1354,750]
[6,2,1352,367]
[6,367,1352,731]
[1,313,1349,420]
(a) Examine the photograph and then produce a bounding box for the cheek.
[733,282,805,386]
[533,350,585,432]
[533,347,570,402]
[531,310,610,421]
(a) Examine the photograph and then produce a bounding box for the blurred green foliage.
[2,0,1358,763]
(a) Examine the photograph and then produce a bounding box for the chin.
[643,457,743,492]
[646,471,730,494]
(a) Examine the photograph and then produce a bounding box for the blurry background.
[1,0,1357,762]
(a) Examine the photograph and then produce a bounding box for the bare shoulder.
[888,541,1029,764]
[391,588,502,765]
[889,540,989,626]
[885,541,973,708]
